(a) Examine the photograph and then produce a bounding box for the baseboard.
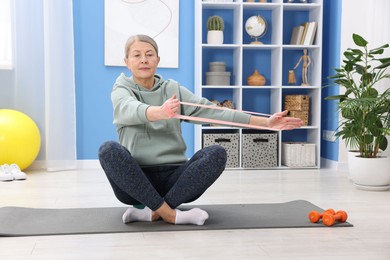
[27,160,101,171]
[77,160,101,169]
[319,158,350,173]
[29,159,348,172]
[337,161,349,173]
[320,158,338,169]
[28,160,47,171]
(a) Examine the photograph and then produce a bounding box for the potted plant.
[326,33,390,190]
[207,15,224,44]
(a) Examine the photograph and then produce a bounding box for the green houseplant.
[326,33,390,190]
[207,15,224,44]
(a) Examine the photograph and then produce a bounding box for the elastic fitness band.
[172,101,280,132]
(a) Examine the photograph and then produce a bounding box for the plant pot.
[349,155,390,191]
[207,31,223,44]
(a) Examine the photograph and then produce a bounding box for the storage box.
[242,133,278,168]
[284,95,309,111]
[282,142,316,167]
[206,71,231,85]
[202,133,239,168]
[288,110,309,126]
[209,61,226,72]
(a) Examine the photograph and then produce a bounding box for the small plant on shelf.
[207,15,224,31]
[207,16,224,44]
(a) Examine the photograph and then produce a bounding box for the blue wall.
[73,0,195,159]
[321,0,342,161]
[73,0,341,161]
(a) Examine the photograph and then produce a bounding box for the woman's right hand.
[146,95,179,121]
[160,95,179,119]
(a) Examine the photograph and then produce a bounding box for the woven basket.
[282,142,316,167]
[284,95,309,111]
[288,110,308,126]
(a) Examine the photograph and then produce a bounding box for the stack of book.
[290,21,318,45]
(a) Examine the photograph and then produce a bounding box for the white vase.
[349,155,390,191]
[207,31,224,44]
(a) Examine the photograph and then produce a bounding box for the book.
[305,21,318,45]
[290,25,304,45]
[300,22,310,45]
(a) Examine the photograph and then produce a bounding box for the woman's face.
[124,40,160,82]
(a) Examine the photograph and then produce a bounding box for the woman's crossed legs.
[98,141,227,225]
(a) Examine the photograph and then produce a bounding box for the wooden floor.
[1,166,389,260]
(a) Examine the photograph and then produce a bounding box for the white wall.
[339,0,390,165]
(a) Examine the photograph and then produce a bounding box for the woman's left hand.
[267,110,303,130]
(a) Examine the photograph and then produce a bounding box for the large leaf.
[328,73,345,79]
[324,95,346,101]
[379,136,388,151]
[356,65,366,75]
[353,33,368,47]
[369,49,384,55]
[375,59,390,69]
[370,44,390,54]
[363,134,374,145]
[378,57,390,64]
[361,74,374,85]
[350,48,363,55]
[344,62,353,72]
[367,117,383,136]
[344,52,356,61]
[334,78,353,87]
[366,88,378,98]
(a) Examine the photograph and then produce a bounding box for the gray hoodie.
[111,73,251,166]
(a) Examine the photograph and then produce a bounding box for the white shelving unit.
[194,0,323,169]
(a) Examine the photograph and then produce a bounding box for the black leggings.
[98,141,227,211]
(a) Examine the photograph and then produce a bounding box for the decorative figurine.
[292,48,311,86]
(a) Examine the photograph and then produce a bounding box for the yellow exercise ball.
[0,109,41,170]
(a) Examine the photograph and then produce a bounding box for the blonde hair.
[124,34,159,58]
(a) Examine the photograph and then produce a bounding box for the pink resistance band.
[172,101,280,131]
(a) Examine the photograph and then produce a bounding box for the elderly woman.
[98,34,302,226]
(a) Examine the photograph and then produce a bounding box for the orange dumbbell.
[308,209,335,223]
[322,210,348,226]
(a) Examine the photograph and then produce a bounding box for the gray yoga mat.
[0,200,352,237]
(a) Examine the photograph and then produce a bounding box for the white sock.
[175,208,209,226]
[122,207,152,223]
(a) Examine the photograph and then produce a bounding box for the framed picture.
[104,0,179,68]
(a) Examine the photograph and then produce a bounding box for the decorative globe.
[245,15,267,44]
